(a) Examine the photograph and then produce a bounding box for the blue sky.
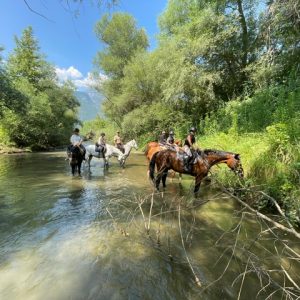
[0,0,167,89]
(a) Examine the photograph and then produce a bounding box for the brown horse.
[145,140,182,180]
[149,149,244,194]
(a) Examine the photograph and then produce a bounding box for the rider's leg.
[183,146,193,173]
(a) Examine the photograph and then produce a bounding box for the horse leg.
[88,155,92,169]
[194,175,204,195]
[155,173,162,191]
[155,167,166,191]
[179,173,182,182]
[71,164,75,176]
[78,159,83,176]
[104,157,109,170]
[162,169,169,188]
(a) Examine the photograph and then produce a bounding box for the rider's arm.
[187,135,193,148]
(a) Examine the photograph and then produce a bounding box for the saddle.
[116,144,125,154]
[95,142,105,153]
[176,150,201,165]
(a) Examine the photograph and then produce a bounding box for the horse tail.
[144,144,149,156]
[149,151,159,182]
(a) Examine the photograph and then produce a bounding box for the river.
[0,152,299,299]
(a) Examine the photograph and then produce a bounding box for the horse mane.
[202,149,235,156]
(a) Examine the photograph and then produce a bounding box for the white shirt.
[70,134,82,146]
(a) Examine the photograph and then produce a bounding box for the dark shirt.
[184,134,195,147]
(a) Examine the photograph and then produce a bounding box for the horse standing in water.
[85,139,138,169]
[68,146,85,176]
[149,149,244,194]
[145,140,182,180]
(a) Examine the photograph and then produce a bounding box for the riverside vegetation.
[82,0,300,226]
[1,1,299,225]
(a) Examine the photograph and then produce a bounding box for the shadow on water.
[0,152,299,299]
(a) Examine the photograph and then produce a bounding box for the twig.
[147,192,154,233]
[23,0,54,22]
[281,265,300,290]
[178,202,202,287]
[218,184,300,239]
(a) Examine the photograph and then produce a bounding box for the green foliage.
[0,27,79,149]
[89,1,300,225]
[81,116,118,144]
[94,13,148,78]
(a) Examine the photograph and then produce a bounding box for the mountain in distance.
[74,89,104,121]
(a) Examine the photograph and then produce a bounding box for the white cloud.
[55,66,83,81]
[55,66,107,90]
[73,72,107,89]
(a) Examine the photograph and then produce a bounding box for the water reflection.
[0,152,299,300]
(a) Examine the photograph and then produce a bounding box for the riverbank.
[0,144,31,154]
[199,131,300,227]
[0,144,67,154]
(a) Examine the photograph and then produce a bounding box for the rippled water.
[0,152,299,300]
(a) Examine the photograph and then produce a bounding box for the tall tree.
[7,26,54,90]
[2,27,79,148]
[94,13,149,124]
[94,13,148,79]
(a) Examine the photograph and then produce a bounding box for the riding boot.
[183,156,193,173]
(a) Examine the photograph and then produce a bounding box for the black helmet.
[190,127,196,132]
[74,128,80,133]
[169,130,174,135]
[100,132,105,136]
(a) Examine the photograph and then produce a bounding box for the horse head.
[226,153,244,178]
[130,139,138,150]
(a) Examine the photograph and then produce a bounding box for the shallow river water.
[0,152,299,300]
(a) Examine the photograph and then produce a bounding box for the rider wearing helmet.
[158,130,167,146]
[166,130,175,145]
[68,128,86,159]
[183,127,197,172]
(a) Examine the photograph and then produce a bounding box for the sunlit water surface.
[0,152,299,300]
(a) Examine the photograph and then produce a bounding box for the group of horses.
[145,141,244,194]
[68,138,244,196]
[68,139,138,175]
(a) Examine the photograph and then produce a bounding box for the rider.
[68,128,86,159]
[114,131,124,153]
[158,130,167,146]
[166,130,175,145]
[166,130,178,150]
[96,132,106,154]
[183,127,197,173]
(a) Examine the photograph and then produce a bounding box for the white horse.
[85,139,138,169]
[122,139,138,159]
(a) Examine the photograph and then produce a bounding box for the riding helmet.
[169,130,174,135]
[190,127,196,132]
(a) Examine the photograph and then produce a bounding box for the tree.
[94,13,148,78]
[159,0,261,100]
[2,26,79,148]
[94,13,149,126]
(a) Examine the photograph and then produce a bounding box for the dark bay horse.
[68,146,85,176]
[149,149,244,194]
[145,140,182,180]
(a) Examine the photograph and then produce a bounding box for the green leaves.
[95,13,148,78]
[0,27,79,149]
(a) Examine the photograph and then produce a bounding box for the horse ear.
[235,154,240,160]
